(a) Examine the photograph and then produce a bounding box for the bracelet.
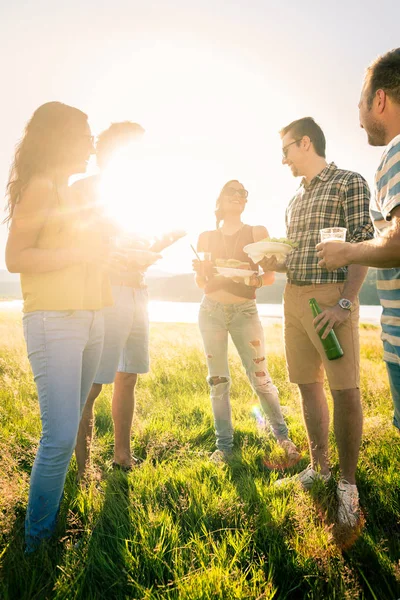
[250,275,263,288]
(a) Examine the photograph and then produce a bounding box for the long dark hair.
[5,101,88,223]
[215,179,242,229]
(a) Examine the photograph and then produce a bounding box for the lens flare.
[251,404,267,432]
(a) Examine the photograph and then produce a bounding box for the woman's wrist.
[244,274,263,287]
[195,273,207,289]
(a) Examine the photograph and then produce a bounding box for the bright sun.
[99,143,164,238]
[89,134,236,272]
[98,139,204,241]
[95,137,228,272]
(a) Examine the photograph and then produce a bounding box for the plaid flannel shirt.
[285,162,374,284]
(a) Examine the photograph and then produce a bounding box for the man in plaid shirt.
[262,117,373,527]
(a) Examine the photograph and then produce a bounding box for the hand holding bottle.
[309,298,344,360]
[312,302,350,338]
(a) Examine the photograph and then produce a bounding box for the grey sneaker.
[337,480,360,527]
[278,439,301,463]
[209,449,233,464]
[275,464,331,489]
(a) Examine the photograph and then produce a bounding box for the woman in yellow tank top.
[5,102,112,552]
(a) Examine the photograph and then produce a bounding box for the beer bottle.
[309,298,344,360]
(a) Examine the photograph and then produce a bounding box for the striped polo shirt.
[370,134,400,364]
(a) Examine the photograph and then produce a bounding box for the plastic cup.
[320,227,347,242]
[200,252,212,261]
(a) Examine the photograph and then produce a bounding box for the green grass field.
[0,309,399,599]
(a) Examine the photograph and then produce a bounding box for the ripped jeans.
[198,297,289,451]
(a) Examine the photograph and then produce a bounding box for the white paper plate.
[216,267,257,278]
[243,241,293,263]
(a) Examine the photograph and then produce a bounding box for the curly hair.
[5,101,88,223]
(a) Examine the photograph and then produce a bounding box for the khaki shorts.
[283,282,360,390]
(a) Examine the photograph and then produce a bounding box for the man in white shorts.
[74,122,182,476]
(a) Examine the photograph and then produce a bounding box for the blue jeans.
[385,362,400,431]
[198,297,289,451]
[23,310,104,551]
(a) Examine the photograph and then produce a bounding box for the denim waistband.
[111,284,147,292]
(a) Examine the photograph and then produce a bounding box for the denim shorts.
[95,285,149,384]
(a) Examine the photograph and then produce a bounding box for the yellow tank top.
[21,182,113,313]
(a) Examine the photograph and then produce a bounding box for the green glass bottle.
[309,298,344,361]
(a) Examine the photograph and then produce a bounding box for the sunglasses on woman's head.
[224,187,248,199]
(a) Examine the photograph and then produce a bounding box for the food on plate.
[243,238,297,264]
[215,258,251,270]
[259,237,299,249]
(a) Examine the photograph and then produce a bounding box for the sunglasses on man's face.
[282,138,305,159]
[223,187,248,199]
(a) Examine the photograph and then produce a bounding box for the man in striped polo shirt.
[317,48,400,434]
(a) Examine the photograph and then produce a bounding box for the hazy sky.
[1,0,399,272]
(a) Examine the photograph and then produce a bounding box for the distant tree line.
[146,268,380,305]
[0,268,380,305]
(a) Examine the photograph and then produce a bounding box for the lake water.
[0,299,383,325]
[149,301,382,324]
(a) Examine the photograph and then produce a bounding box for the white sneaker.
[278,439,301,463]
[275,464,331,489]
[337,480,360,527]
[209,449,233,464]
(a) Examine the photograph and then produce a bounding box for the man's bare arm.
[340,264,369,302]
[317,206,400,270]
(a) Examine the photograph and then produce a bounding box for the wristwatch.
[338,298,353,311]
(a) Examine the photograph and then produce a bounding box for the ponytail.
[214,179,240,231]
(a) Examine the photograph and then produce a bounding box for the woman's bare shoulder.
[251,225,269,242]
[16,176,56,214]
[197,230,214,251]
